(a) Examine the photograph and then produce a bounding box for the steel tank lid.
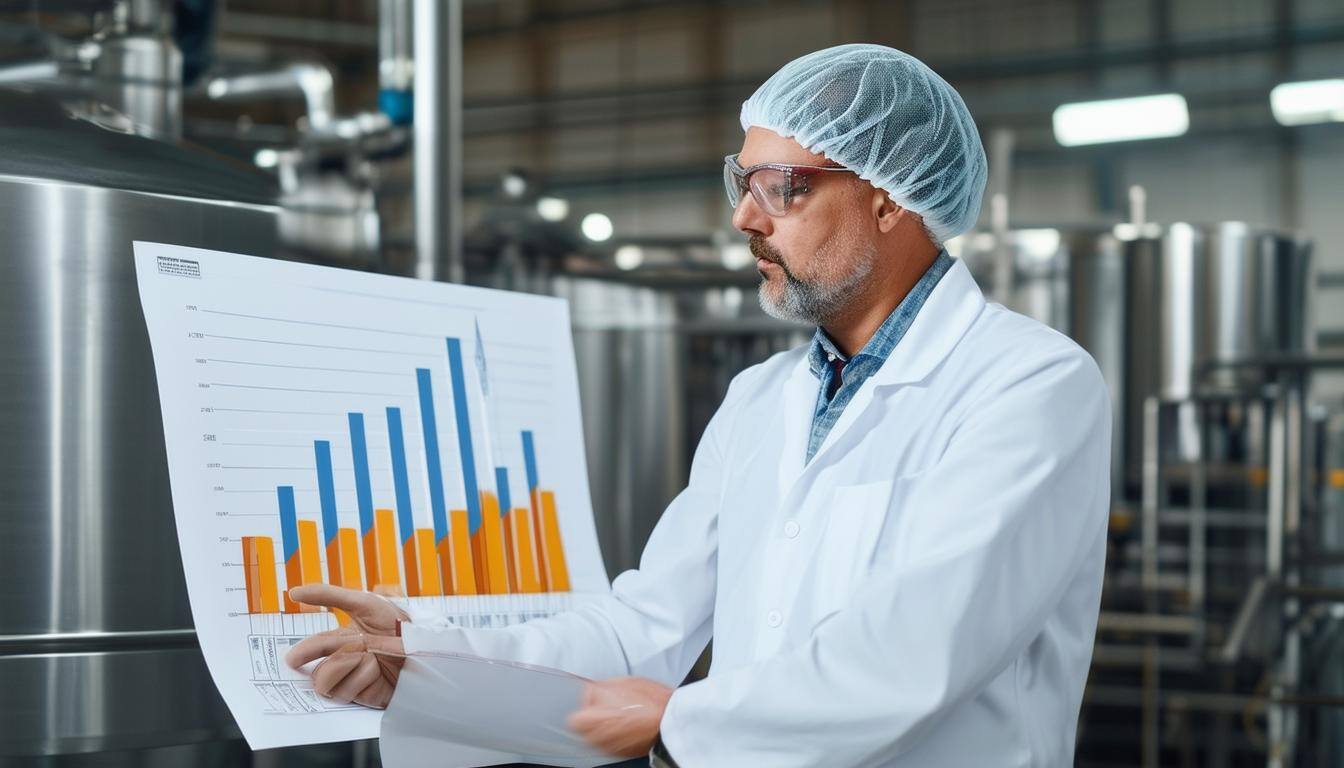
[0,88,277,206]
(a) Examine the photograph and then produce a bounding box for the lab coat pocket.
[811,480,894,618]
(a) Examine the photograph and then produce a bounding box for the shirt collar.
[806,250,954,379]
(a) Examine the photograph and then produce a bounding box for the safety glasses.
[723,153,855,217]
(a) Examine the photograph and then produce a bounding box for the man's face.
[732,127,877,325]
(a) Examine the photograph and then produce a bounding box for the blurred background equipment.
[0,0,1342,766]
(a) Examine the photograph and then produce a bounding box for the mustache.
[748,235,784,266]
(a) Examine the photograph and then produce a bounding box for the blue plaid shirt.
[805,251,954,463]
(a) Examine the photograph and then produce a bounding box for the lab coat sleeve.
[399,377,737,685]
[660,347,1111,766]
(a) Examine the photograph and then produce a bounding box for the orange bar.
[449,509,477,595]
[502,509,521,593]
[415,529,442,596]
[254,536,279,613]
[530,488,550,591]
[242,537,263,613]
[472,492,510,594]
[296,520,324,612]
[403,536,422,597]
[284,552,303,613]
[374,509,401,591]
[297,520,323,580]
[362,528,381,590]
[539,491,571,592]
[338,528,362,591]
[436,537,455,596]
[510,508,544,593]
[326,538,345,587]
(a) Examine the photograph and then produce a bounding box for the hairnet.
[740,43,987,243]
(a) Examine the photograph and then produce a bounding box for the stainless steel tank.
[0,89,280,756]
[548,276,803,576]
[1117,224,1313,485]
[971,223,1313,501]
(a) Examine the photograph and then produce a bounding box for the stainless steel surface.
[413,0,463,283]
[559,278,687,574]
[1065,230,1127,494]
[85,2,183,141]
[0,93,281,756]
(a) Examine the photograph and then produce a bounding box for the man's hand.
[567,677,673,758]
[284,584,410,709]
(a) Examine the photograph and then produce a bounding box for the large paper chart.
[134,242,608,749]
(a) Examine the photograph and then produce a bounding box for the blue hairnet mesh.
[740,43,988,243]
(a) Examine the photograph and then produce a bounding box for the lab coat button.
[766,610,782,627]
[783,520,800,538]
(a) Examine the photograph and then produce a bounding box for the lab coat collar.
[777,257,985,485]
[866,255,985,389]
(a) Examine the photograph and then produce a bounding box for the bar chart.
[135,242,606,748]
[237,348,574,619]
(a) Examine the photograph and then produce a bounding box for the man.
[288,44,1111,766]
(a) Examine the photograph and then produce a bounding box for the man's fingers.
[325,654,383,704]
[285,627,360,669]
[310,643,366,698]
[289,584,384,615]
[354,677,392,710]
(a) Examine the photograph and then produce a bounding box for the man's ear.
[873,191,904,234]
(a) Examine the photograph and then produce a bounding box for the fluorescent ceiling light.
[536,196,569,222]
[614,245,644,270]
[1270,78,1344,126]
[581,212,614,242]
[1052,93,1189,146]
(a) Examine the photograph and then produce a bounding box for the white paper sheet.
[133,242,609,749]
[378,652,613,768]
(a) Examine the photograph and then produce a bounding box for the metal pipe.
[205,63,336,130]
[413,0,463,283]
[988,127,1014,300]
[379,0,414,124]
[1189,401,1207,650]
[1141,396,1162,591]
[1220,576,1268,663]
[0,60,59,85]
[1139,394,1162,768]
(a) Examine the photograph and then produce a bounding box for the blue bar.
[495,467,511,518]
[348,413,375,536]
[446,338,481,533]
[314,440,339,546]
[277,486,299,562]
[416,369,450,543]
[521,431,540,492]
[386,407,416,544]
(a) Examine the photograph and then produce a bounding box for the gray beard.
[757,238,875,325]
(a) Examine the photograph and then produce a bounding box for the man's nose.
[731,192,772,237]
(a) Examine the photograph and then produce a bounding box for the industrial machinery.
[961,222,1342,767]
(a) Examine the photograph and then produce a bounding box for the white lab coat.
[401,257,1112,767]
